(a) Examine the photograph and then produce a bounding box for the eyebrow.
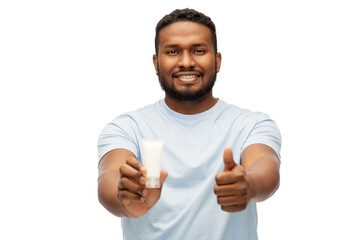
[164,44,179,49]
[192,43,208,48]
[163,43,209,49]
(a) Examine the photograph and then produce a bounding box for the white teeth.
[178,75,197,78]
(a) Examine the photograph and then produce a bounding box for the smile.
[175,75,200,84]
[173,72,203,84]
[178,75,198,79]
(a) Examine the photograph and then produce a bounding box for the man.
[98,8,281,240]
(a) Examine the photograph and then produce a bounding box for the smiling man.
[98,8,281,240]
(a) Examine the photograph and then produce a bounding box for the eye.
[193,49,206,55]
[167,50,179,55]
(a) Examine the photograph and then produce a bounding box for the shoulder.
[218,100,271,124]
[111,100,163,124]
[218,101,280,141]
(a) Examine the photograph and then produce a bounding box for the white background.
[1,0,359,239]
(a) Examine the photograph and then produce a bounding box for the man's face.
[153,21,221,101]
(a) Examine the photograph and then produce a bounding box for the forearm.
[98,169,130,218]
[246,156,280,202]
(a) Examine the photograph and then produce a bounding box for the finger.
[217,195,239,206]
[118,190,144,202]
[126,156,146,173]
[221,203,247,213]
[119,177,145,196]
[159,170,168,187]
[217,194,248,206]
[223,147,236,171]
[119,163,142,180]
[214,183,247,197]
[215,172,234,185]
[215,167,245,185]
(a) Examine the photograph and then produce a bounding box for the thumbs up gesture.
[214,147,254,213]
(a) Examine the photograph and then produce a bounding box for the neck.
[164,92,218,115]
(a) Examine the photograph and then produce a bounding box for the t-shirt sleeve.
[97,114,139,161]
[241,112,282,161]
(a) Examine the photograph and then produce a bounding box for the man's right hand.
[98,149,167,218]
[118,156,168,218]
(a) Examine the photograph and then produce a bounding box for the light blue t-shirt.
[98,99,281,240]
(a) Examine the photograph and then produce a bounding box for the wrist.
[245,170,260,202]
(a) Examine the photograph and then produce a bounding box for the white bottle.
[141,139,164,188]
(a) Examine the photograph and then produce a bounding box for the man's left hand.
[214,147,254,213]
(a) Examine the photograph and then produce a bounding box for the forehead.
[158,21,213,49]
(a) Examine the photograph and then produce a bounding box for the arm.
[242,144,280,202]
[98,149,168,218]
[214,144,280,212]
[98,149,139,218]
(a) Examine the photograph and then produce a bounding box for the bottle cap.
[146,176,160,188]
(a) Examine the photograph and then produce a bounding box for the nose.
[178,51,195,68]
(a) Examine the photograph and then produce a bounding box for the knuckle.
[118,190,126,199]
[235,183,246,192]
[135,162,142,170]
[119,164,127,174]
[127,157,142,169]
[119,177,128,187]
[215,175,221,183]
[234,171,244,181]
[118,190,136,201]
[126,156,133,163]
[213,185,219,195]
[221,206,232,213]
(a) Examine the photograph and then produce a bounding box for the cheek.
[159,57,178,72]
[196,56,216,71]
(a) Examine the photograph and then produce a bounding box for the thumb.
[223,147,236,171]
[159,170,168,187]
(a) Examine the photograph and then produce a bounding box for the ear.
[216,52,222,73]
[153,54,159,75]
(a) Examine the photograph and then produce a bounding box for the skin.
[214,145,279,212]
[98,149,168,218]
[97,21,280,218]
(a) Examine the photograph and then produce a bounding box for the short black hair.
[155,8,217,55]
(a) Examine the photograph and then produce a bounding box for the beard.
[157,64,218,101]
